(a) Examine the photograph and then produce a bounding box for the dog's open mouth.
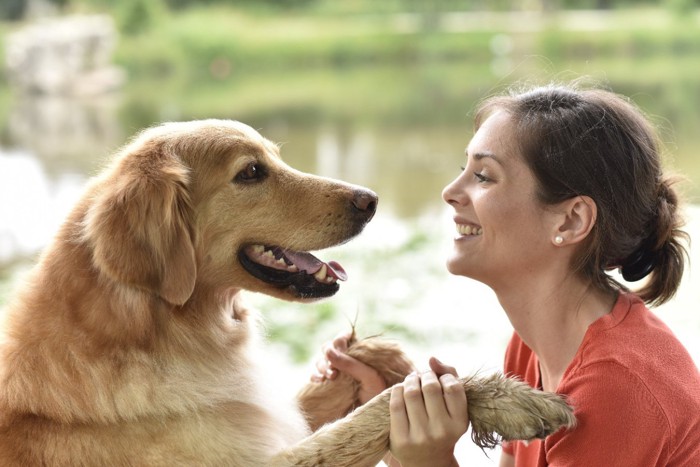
[239,244,348,299]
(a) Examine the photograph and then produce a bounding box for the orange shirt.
[501,293,700,466]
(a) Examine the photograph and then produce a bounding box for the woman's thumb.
[429,356,458,377]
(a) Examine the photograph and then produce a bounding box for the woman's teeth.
[457,224,483,236]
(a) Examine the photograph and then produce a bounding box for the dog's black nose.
[352,189,378,216]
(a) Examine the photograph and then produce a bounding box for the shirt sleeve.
[501,332,524,457]
[546,360,670,466]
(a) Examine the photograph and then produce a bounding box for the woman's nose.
[442,175,466,207]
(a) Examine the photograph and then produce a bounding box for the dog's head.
[83,120,376,305]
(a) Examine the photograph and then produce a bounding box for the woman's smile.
[454,221,483,238]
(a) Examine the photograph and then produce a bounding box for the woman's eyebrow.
[465,150,504,166]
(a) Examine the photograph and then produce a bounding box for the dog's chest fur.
[0,267,309,465]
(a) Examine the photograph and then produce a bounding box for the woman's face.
[442,110,556,289]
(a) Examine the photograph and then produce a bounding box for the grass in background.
[110,5,700,80]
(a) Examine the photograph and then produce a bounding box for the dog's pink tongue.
[327,261,348,281]
[284,250,347,281]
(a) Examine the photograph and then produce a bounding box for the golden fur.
[0,120,574,466]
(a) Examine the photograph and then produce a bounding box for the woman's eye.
[234,162,266,183]
[473,171,490,183]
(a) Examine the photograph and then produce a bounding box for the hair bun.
[621,180,677,282]
[621,245,656,282]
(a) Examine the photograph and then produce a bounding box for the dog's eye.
[234,162,266,183]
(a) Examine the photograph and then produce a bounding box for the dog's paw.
[297,334,415,431]
[345,335,416,387]
[298,371,358,431]
[465,373,576,448]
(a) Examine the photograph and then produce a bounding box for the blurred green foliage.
[113,8,496,78]
[104,5,700,81]
[116,0,169,35]
[4,0,700,20]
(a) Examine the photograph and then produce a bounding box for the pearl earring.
[555,235,564,245]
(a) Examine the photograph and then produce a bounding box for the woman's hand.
[311,332,387,405]
[389,357,468,467]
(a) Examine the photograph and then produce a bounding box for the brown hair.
[474,83,688,306]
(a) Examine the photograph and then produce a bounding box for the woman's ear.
[83,141,197,305]
[552,195,597,246]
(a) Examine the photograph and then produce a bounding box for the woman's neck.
[495,274,616,392]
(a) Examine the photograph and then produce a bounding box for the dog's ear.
[84,140,196,305]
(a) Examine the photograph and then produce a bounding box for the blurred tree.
[0,0,73,20]
[50,0,70,9]
[0,0,27,20]
[117,0,168,35]
[665,0,699,16]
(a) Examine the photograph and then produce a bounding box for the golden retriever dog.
[0,120,574,466]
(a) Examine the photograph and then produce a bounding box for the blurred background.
[0,0,698,463]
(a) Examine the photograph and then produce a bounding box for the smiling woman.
[318,82,700,467]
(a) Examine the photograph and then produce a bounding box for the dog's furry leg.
[273,388,392,467]
[272,374,575,467]
[280,336,576,467]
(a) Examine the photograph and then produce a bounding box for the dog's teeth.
[263,250,274,259]
[288,265,298,272]
[252,245,264,254]
[314,264,327,281]
[275,258,286,266]
[326,276,336,284]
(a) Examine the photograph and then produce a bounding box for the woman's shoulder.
[561,294,700,450]
[557,355,700,462]
[575,293,697,380]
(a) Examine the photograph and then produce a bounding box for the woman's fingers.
[419,370,451,421]
[327,348,385,386]
[389,367,470,467]
[440,373,468,424]
[427,360,467,425]
[390,384,409,438]
[311,346,334,381]
[326,349,386,404]
[396,365,469,427]
[313,332,387,403]
[312,332,353,381]
[402,372,429,429]
[331,332,351,352]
